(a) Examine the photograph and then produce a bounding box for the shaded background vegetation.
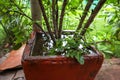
[0,0,120,58]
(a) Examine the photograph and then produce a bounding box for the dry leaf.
[0,44,26,71]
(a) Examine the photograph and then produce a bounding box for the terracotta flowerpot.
[22,32,104,80]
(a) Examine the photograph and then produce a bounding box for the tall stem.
[80,0,106,36]
[30,0,42,31]
[38,0,56,44]
[52,0,58,38]
[58,0,68,38]
[75,0,93,35]
[55,0,59,38]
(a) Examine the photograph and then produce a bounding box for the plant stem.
[55,0,59,38]
[38,0,56,44]
[75,0,93,36]
[92,40,112,44]
[30,0,42,31]
[58,0,68,38]
[52,0,58,38]
[80,0,106,36]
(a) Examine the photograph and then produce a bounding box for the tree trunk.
[30,0,42,31]
[30,0,43,56]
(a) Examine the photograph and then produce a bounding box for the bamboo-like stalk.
[75,0,93,33]
[55,0,59,38]
[80,0,106,36]
[38,0,56,44]
[58,0,68,38]
[52,0,58,38]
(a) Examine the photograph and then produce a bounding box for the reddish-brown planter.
[22,32,104,80]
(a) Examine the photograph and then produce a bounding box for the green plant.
[81,0,120,58]
[30,0,106,64]
[0,26,6,44]
[48,35,91,64]
[0,0,32,49]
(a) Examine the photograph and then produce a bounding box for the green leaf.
[74,52,84,65]
[10,11,14,15]
[79,56,84,65]
[103,50,113,54]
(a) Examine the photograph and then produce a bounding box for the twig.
[90,40,112,44]
[11,70,17,80]
[13,11,32,21]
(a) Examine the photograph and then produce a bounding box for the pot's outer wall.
[22,32,104,80]
[22,56,103,80]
